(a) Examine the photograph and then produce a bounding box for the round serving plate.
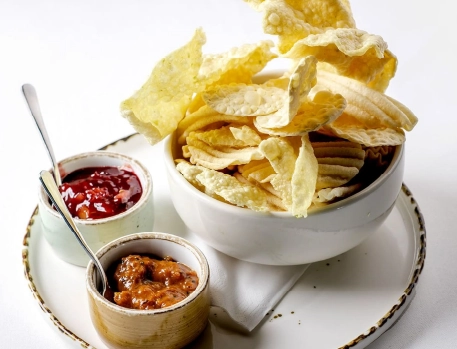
[22,133,426,349]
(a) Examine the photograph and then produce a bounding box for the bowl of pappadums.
[119,0,418,265]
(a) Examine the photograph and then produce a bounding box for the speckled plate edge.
[22,133,427,349]
[340,182,426,349]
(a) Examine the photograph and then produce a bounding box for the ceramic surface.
[164,133,405,265]
[86,232,210,349]
[38,151,154,266]
[22,133,426,349]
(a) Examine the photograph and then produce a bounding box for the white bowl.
[38,151,154,266]
[86,232,210,349]
[164,132,405,265]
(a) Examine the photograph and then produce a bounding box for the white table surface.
[1,0,456,348]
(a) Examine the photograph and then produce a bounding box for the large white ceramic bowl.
[164,132,405,266]
[86,232,210,349]
[38,151,154,266]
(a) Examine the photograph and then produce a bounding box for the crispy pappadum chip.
[316,156,364,168]
[262,73,291,89]
[203,84,286,116]
[256,56,318,128]
[184,136,264,170]
[177,105,251,145]
[316,164,359,189]
[288,29,388,58]
[364,145,395,167]
[254,90,345,136]
[175,160,207,192]
[189,128,241,148]
[239,159,276,183]
[313,183,362,203]
[259,137,296,209]
[260,1,323,54]
[316,51,397,93]
[234,172,286,211]
[317,70,418,131]
[256,180,288,210]
[246,0,355,26]
[238,159,270,174]
[365,50,397,92]
[266,196,287,211]
[285,29,397,91]
[258,180,281,197]
[313,142,365,160]
[230,125,262,145]
[196,170,270,211]
[120,28,206,145]
[291,134,318,217]
[244,178,288,211]
[176,161,233,203]
[312,140,365,153]
[339,0,353,15]
[199,41,277,86]
[288,0,355,29]
[384,95,419,129]
[187,93,207,115]
[189,125,260,149]
[312,140,365,189]
[250,0,355,53]
[322,114,406,146]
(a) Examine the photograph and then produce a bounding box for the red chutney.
[59,166,142,220]
[109,255,199,310]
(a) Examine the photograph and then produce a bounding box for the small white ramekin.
[38,151,154,267]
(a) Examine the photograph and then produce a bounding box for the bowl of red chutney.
[38,151,154,266]
[86,232,210,349]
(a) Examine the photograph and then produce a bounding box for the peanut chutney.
[108,254,199,310]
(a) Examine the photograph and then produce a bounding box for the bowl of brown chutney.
[86,232,210,349]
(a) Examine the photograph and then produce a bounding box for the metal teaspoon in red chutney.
[40,170,113,299]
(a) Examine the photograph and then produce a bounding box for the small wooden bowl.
[85,232,210,349]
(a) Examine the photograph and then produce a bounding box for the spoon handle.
[39,170,108,295]
[23,84,62,186]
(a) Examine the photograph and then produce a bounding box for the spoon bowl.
[39,170,110,297]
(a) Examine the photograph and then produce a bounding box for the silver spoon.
[39,170,111,298]
[23,84,62,187]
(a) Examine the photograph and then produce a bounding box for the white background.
[1,0,456,348]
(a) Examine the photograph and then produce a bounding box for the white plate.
[22,133,426,349]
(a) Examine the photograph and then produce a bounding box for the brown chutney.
[108,254,199,310]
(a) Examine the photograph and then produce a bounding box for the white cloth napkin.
[189,234,309,332]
